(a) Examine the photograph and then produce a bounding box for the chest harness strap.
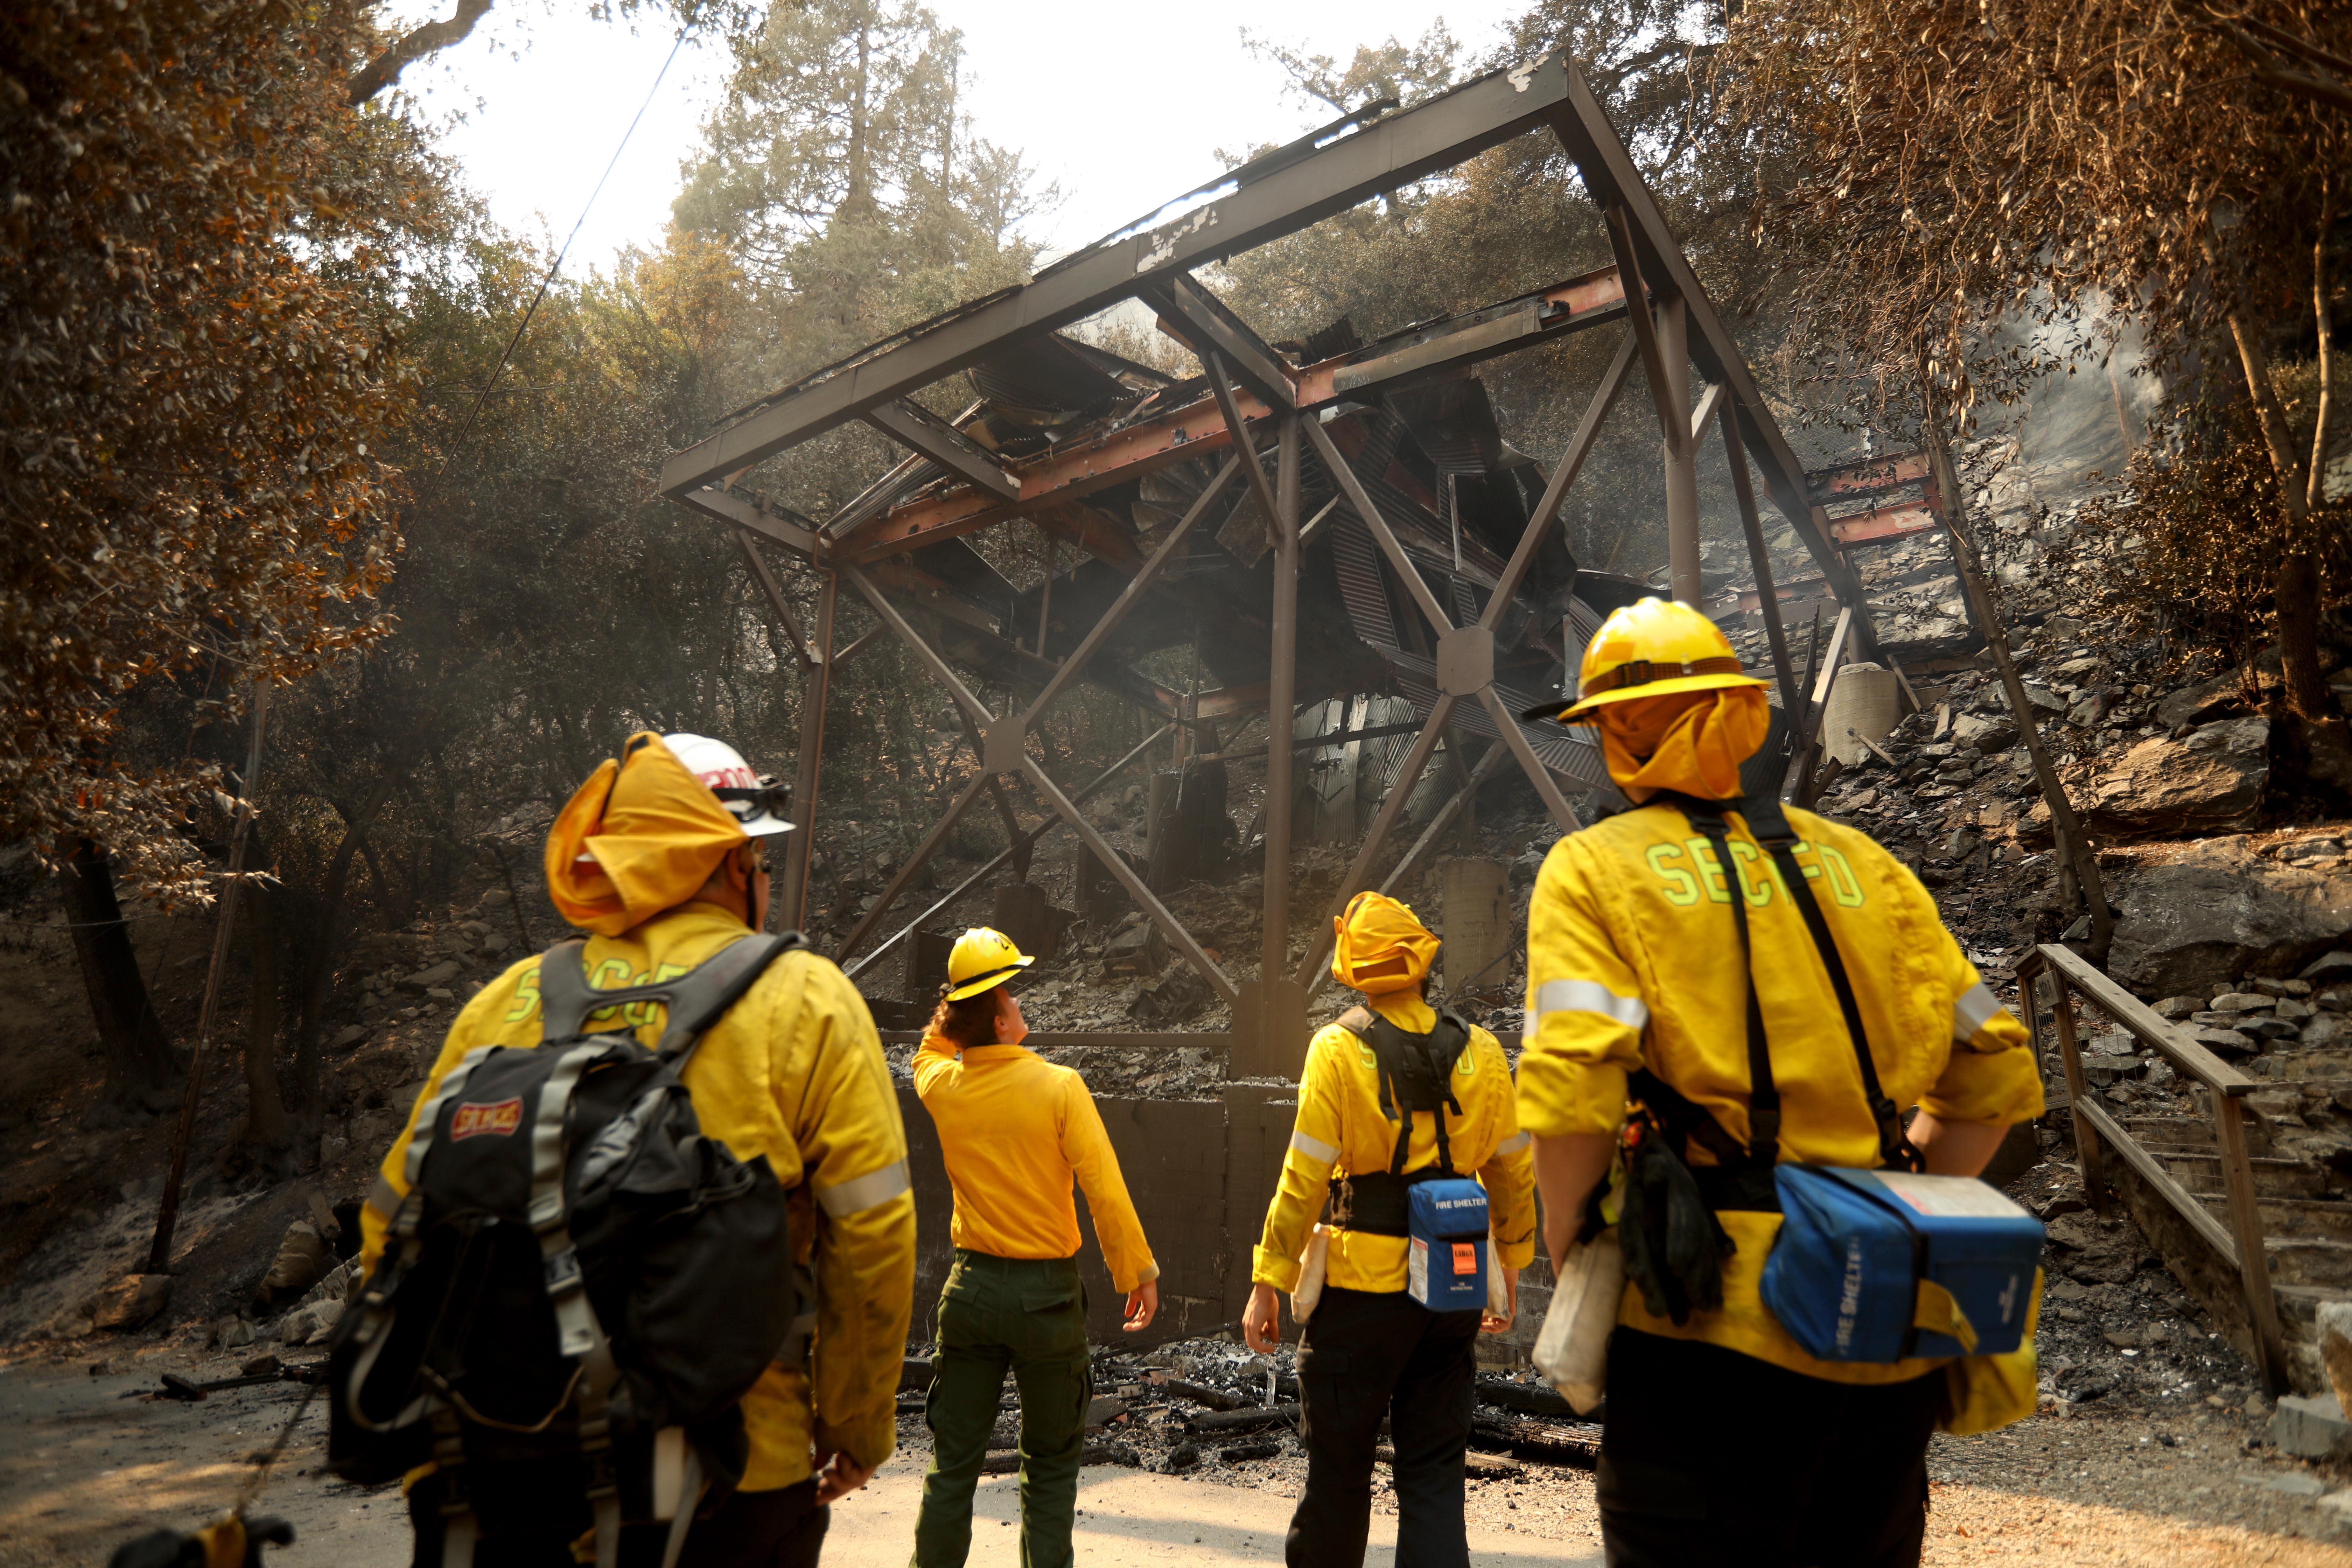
[1635,791,1921,1204]
[1323,1007,1473,1237]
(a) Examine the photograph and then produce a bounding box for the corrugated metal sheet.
[1329,515,1398,651]
[1386,652,1611,790]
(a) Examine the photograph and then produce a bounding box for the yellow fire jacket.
[912,1039,1159,1293]
[1518,801,2042,1384]
[360,900,916,1490]
[1252,992,1537,1295]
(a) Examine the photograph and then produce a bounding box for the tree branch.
[348,0,496,106]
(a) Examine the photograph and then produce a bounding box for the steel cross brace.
[843,721,1177,983]
[1541,66,1874,629]
[833,470,1245,1003]
[1288,335,1633,990]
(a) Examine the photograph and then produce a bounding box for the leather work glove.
[1616,1122,1732,1325]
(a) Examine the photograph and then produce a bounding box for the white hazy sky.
[388,0,1535,273]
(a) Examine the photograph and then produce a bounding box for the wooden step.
[2198,1194,2352,1242]
[2264,1237,2352,1289]
[2123,1115,2215,1148]
[2153,1151,2335,1199]
[2271,1283,2349,1329]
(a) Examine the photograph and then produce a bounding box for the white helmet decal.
[662,733,795,837]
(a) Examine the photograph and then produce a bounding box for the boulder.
[2080,718,2269,837]
[2153,996,2204,1020]
[2318,1298,2352,1413]
[2043,1211,2144,1285]
[399,959,462,994]
[1950,712,2019,754]
[260,1220,333,1297]
[2272,1391,2352,1461]
[88,1273,172,1331]
[2109,835,2352,996]
[2186,1027,2258,1057]
[2306,952,2352,984]
[2154,671,2253,732]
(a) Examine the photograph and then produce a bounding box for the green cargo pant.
[910,1250,1091,1568]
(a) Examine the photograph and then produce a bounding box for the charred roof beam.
[835,267,1628,564]
[656,55,1578,499]
[1142,272,1297,411]
[862,399,1021,500]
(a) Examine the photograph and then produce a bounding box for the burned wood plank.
[1157,1377,1246,1412]
[1184,1402,1300,1435]
[1471,1414,1602,1466]
[1376,1445,1525,1480]
[1474,1377,1575,1420]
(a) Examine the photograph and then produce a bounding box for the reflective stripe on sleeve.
[366,1174,403,1216]
[817,1158,911,1218]
[1533,979,1650,1031]
[1494,1130,1531,1156]
[1288,1130,1339,1165]
[1953,981,2005,1043]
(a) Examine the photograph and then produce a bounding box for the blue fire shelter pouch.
[1761,1165,2044,1362]
[1323,1004,1492,1314]
[1406,1177,1490,1310]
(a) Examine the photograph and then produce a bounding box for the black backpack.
[329,932,807,1568]
[1322,1007,1476,1239]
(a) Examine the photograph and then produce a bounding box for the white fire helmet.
[662,733,794,838]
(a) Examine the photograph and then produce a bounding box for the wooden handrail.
[2017,942,2259,1097]
[2018,941,2288,1394]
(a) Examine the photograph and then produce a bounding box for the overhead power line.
[451,26,692,454]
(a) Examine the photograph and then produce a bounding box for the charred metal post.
[1721,406,1803,720]
[779,572,834,931]
[1659,299,1702,607]
[1242,413,1308,1079]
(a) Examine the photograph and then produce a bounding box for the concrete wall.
[898,1084,1288,1350]
[896,1080,1540,1365]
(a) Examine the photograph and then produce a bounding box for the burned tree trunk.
[59,840,179,1106]
[241,861,294,1168]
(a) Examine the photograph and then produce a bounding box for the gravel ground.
[886,1327,2352,1568]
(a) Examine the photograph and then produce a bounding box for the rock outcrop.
[2082,718,2271,837]
[2110,836,2352,996]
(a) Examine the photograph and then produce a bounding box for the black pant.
[1597,1330,1945,1568]
[1286,1285,1481,1568]
[407,1475,828,1568]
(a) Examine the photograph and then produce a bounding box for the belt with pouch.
[1324,1169,1448,1236]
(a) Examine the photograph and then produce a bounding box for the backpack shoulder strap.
[533,931,807,1062]
[1430,1008,1473,1071]
[1659,793,1780,1168]
[1736,800,1918,1170]
[1333,1006,1376,1039]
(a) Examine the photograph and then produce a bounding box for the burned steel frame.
[664,48,1883,1077]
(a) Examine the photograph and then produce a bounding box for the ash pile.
[892,1335,1597,1482]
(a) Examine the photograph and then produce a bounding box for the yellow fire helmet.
[1330,891,1441,996]
[1521,596,1765,724]
[945,926,1034,1002]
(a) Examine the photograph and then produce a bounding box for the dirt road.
[8,1348,2352,1568]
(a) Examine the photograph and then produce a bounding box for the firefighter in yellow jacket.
[1518,599,2043,1568]
[1241,892,1536,1568]
[361,732,915,1568]
[908,927,1157,1568]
